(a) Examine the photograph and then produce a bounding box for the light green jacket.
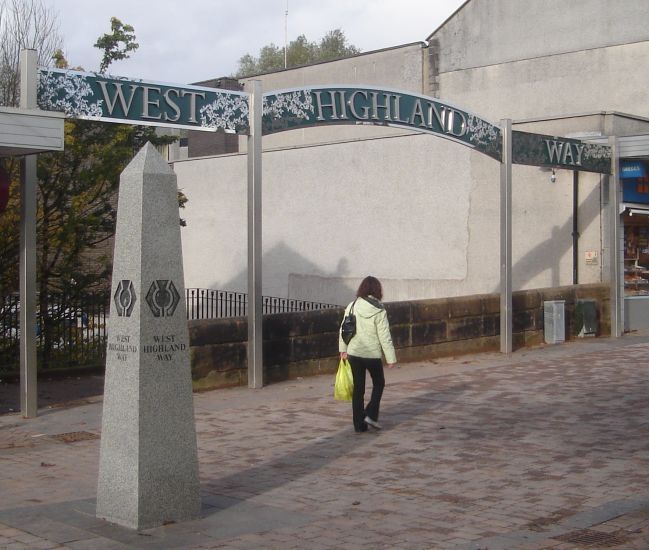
[339,296,397,364]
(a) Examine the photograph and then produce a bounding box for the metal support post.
[500,119,513,354]
[608,136,623,337]
[247,80,263,388]
[19,48,38,417]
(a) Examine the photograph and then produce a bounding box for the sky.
[43,0,466,84]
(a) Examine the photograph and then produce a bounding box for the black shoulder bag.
[341,299,357,345]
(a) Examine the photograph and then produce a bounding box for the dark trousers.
[348,355,385,431]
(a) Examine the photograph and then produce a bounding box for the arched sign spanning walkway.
[28,62,616,393]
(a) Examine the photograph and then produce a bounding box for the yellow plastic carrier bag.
[334,358,353,401]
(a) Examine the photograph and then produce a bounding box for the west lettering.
[180,90,206,123]
[141,86,162,120]
[98,81,139,116]
[163,89,182,122]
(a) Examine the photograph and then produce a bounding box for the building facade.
[170,0,649,319]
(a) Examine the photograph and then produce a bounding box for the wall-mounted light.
[550,169,557,183]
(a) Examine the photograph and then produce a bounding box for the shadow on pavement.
[200,383,470,514]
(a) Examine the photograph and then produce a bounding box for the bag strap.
[349,298,357,315]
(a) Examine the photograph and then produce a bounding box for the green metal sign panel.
[512,130,612,174]
[262,86,502,160]
[38,68,250,134]
[37,70,613,173]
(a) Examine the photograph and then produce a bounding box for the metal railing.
[0,289,339,373]
[0,293,109,374]
[185,288,340,320]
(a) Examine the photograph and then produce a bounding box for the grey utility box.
[575,299,597,337]
[544,300,565,344]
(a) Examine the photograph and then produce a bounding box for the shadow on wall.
[211,241,354,303]
[208,181,602,302]
[491,182,602,294]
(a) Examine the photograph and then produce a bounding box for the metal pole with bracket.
[19,48,38,417]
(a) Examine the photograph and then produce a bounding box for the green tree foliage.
[94,17,138,73]
[0,12,175,300]
[0,0,62,294]
[235,28,360,77]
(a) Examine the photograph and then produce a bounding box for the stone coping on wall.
[189,283,610,390]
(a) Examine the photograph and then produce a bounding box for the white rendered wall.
[174,1,637,304]
[431,0,649,74]
[436,41,649,122]
[174,131,602,305]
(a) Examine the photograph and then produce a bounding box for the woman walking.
[339,276,397,433]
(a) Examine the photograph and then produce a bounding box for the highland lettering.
[142,343,186,353]
[108,342,138,353]
[109,334,138,361]
[313,89,467,137]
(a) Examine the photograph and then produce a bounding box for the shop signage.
[37,68,250,134]
[262,86,502,160]
[620,161,647,179]
[512,131,612,174]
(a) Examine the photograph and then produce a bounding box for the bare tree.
[0,0,61,295]
[0,0,62,106]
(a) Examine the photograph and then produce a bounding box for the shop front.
[622,159,649,329]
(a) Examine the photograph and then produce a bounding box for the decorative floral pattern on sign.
[263,90,314,121]
[198,92,249,131]
[466,114,499,148]
[582,144,612,160]
[38,69,103,118]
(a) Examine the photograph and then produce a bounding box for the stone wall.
[189,283,610,390]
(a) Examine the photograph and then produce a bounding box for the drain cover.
[50,431,100,443]
[552,528,629,547]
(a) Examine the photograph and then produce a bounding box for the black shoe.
[354,423,368,433]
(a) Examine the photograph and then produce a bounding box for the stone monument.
[96,143,201,530]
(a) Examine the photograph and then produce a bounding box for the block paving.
[2,334,649,548]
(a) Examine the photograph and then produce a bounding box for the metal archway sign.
[38,68,612,172]
[37,68,616,388]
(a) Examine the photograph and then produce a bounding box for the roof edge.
[426,0,471,42]
[237,41,426,80]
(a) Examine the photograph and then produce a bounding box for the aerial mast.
[284,0,288,68]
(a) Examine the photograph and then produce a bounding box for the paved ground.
[2,334,649,549]
[0,374,105,415]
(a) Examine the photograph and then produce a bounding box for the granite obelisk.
[96,143,200,530]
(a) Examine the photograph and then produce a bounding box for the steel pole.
[19,48,38,417]
[500,119,513,354]
[608,136,623,337]
[247,80,263,388]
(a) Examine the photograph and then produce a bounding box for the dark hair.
[356,276,382,301]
